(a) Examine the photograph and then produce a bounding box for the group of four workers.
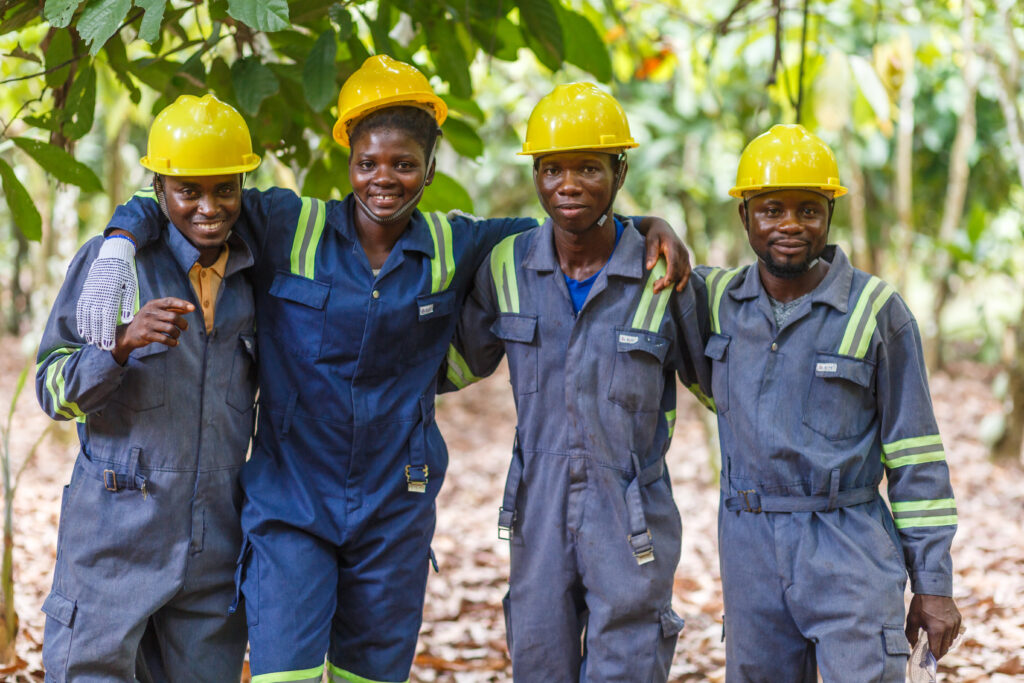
[35,54,960,683]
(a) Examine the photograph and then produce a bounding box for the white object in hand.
[76,236,137,351]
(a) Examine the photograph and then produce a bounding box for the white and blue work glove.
[76,235,137,350]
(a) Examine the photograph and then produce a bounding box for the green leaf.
[420,171,473,214]
[516,0,562,71]
[443,95,484,123]
[44,0,80,28]
[0,158,42,242]
[329,4,353,40]
[231,56,279,115]
[1,3,41,35]
[227,0,289,32]
[430,21,472,99]
[469,16,523,62]
[76,0,132,56]
[303,28,337,112]
[101,32,141,102]
[12,138,103,192]
[441,117,483,158]
[44,29,74,88]
[9,364,30,425]
[23,112,61,132]
[134,0,165,43]
[6,44,41,63]
[849,55,890,125]
[558,7,610,82]
[360,3,393,54]
[62,64,96,139]
[346,35,370,66]
[207,0,229,21]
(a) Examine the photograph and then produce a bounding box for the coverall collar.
[163,218,255,279]
[731,244,852,315]
[332,196,436,256]
[522,215,643,282]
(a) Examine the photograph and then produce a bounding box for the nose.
[556,170,583,196]
[197,193,218,217]
[777,210,803,232]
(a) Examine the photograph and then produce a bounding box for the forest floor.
[0,340,1021,682]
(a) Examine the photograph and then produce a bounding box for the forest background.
[0,0,1022,680]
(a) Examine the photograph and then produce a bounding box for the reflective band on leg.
[252,665,325,683]
[326,661,409,683]
[891,498,958,529]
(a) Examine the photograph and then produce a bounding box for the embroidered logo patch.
[419,304,435,316]
[816,362,838,374]
[619,333,639,344]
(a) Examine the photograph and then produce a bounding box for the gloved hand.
[76,235,138,350]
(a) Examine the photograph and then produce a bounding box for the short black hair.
[349,106,439,155]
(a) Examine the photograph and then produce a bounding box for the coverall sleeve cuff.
[80,343,129,379]
[910,570,953,597]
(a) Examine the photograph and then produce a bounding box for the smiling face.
[161,174,242,266]
[349,127,432,226]
[741,189,831,279]
[534,152,621,234]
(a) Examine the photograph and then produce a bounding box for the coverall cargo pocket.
[227,334,258,412]
[110,342,167,412]
[41,590,76,677]
[608,327,669,412]
[882,625,910,678]
[704,334,731,415]
[268,272,328,358]
[656,607,685,678]
[502,589,513,654]
[414,289,457,363]
[491,314,538,395]
[802,353,875,440]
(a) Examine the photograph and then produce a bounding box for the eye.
[763,206,780,216]
[396,160,416,171]
[357,160,374,171]
[802,206,820,217]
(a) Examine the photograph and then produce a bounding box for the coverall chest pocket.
[413,289,457,363]
[704,333,731,415]
[267,272,328,358]
[227,334,258,413]
[491,314,538,395]
[802,352,876,440]
[608,327,669,412]
[111,342,168,412]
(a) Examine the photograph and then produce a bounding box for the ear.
[738,201,749,234]
[425,158,436,187]
[616,158,628,189]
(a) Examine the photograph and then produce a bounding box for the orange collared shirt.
[187,245,229,334]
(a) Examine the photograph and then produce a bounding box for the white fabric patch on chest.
[816,362,838,373]
[619,333,639,344]
[419,304,434,316]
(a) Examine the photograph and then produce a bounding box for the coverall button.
[372,290,380,299]
[771,342,778,351]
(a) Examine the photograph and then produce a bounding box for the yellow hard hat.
[140,95,261,176]
[519,83,638,156]
[333,55,448,148]
[730,124,846,198]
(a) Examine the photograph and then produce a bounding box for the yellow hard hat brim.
[518,141,638,156]
[334,96,447,148]
[729,182,847,199]
[140,154,262,176]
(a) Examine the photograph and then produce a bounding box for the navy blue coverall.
[37,222,256,682]
[693,245,957,682]
[108,189,535,683]
[443,219,711,681]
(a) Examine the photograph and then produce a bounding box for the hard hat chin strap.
[595,152,627,228]
[352,131,441,226]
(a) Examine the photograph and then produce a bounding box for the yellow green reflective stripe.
[132,187,157,201]
[881,434,945,468]
[687,383,716,412]
[631,259,672,332]
[290,197,327,279]
[891,498,959,529]
[427,212,455,293]
[445,344,481,389]
[40,347,83,419]
[490,234,519,314]
[252,665,324,683]
[665,409,677,439]
[837,276,895,358]
[326,661,408,683]
[706,267,742,334]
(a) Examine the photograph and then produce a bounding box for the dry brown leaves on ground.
[0,345,1021,681]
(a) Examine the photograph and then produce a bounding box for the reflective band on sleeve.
[40,347,84,419]
[705,267,742,334]
[891,498,958,529]
[837,275,895,358]
[687,383,716,412]
[327,661,408,683]
[427,212,456,293]
[132,187,157,201]
[290,197,327,279]
[490,234,520,314]
[252,665,325,683]
[881,434,945,469]
[445,344,481,389]
[631,259,672,332]
[665,409,677,439]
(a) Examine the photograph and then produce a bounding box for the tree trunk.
[993,322,1024,463]
[893,35,916,293]
[840,129,872,272]
[5,229,28,335]
[926,0,979,371]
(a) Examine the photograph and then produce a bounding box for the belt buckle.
[103,469,118,492]
[405,464,428,493]
[739,489,761,513]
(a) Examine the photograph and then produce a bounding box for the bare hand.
[111,297,195,365]
[906,593,962,660]
[643,218,691,293]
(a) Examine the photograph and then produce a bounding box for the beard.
[758,245,823,279]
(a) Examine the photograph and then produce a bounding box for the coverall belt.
[724,484,877,513]
[626,453,664,565]
[80,446,147,492]
[497,434,524,540]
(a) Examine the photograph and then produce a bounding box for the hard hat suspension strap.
[351,129,441,226]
